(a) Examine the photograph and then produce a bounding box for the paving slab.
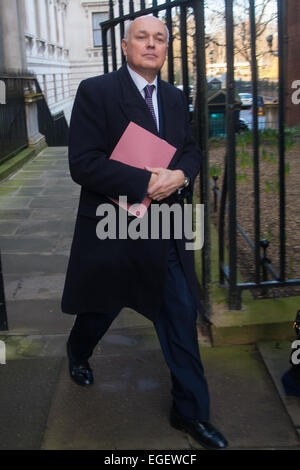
[201,345,300,449]
[29,195,77,208]
[21,169,49,174]
[4,299,74,334]
[1,178,46,187]
[2,304,154,335]
[30,207,77,219]
[0,209,32,220]
[0,196,33,209]
[14,219,76,237]
[27,161,63,167]
[2,253,69,274]
[42,171,70,178]
[41,349,192,450]
[0,221,20,236]
[17,187,45,196]
[257,341,300,431]
[44,180,76,188]
[48,238,73,255]
[4,272,65,300]
[41,345,300,450]
[0,187,19,195]
[41,187,80,196]
[0,236,54,253]
[0,357,63,450]
[12,173,47,180]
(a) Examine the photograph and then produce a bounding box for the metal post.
[225,0,240,309]
[109,0,117,71]
[102,27,109,74]
[277,0,286,282]
[212,175,219,212]
[249,0,261,285]
[119,0,126,64]
[194,0,211,317]
[166,0,174,85]
[129,0,134,19]
[180,5,189,100]
[152,0,158,18]
[219,161,227,286]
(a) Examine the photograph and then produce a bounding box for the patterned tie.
[144,84,158,129]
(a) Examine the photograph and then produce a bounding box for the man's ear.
[121,38,127,57]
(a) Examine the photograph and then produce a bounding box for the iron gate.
[101,1,293,315]
[100,0,211,316]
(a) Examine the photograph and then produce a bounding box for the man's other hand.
[145,166,185,201]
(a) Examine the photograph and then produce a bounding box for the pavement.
[0,147,300,450]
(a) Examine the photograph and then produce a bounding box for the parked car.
[238,93,253,107]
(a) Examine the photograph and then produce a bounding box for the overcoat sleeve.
[68,79,152,204]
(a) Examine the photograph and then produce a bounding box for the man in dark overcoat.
[61,14,227,450]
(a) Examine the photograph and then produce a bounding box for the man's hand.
[146,166,185,201]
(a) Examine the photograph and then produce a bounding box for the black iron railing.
[217,0,300,308]
[35,79,69,147]
[100,0,294,314]
[100,0,211,314]
[0,74,28,163]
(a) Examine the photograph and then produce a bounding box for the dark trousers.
[67,238,210,422]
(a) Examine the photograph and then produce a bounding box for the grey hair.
[124,15,169,43]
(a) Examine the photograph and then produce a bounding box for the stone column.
[24,93,46,152]
[0,0,26,71]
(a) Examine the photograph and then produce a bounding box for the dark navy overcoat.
[61,64,207,322]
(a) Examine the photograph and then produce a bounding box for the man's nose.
[146,36,155,47]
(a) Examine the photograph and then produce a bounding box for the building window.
[92,12,109,47]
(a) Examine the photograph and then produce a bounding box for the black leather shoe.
[170,407,228,450]
[66,342,94,386]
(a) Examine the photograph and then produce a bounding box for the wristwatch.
[178,172,190,194]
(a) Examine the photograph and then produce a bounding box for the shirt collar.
[126,63,158,93]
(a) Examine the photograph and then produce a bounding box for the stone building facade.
[23,0,73,120]
[0,0,110,123]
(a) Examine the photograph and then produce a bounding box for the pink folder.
[108,121,177,218]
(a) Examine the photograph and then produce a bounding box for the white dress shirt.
[126,63,160,131]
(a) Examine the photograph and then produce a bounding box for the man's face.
[121,17,168,77]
